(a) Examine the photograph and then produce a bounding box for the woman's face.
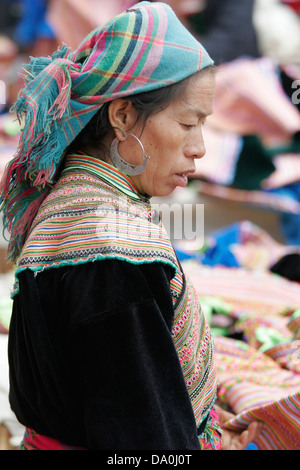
[129,71,216,198]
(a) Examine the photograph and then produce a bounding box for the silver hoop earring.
[109,133,150,176]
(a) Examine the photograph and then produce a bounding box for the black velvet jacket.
[8,259,202,450]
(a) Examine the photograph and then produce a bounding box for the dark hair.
[68,66,214,157]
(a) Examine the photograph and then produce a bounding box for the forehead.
[177,71,216,116]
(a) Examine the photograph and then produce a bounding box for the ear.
[108,99,138,141]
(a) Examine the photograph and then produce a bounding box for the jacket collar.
[63,153,149,203]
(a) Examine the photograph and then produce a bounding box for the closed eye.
[181,123,196,129]
[181,119,206,130]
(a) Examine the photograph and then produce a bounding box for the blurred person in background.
[13,0,56,56]
[163,0,260,65]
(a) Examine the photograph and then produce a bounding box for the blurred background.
[0,0,300,450]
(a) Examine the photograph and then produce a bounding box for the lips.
[174,170,195,187]
[176,170,195,178]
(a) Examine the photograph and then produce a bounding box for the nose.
[184,128,206,160]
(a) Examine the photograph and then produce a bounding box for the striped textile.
[182,261,300,449]
[214,336,300,450]
[171,271,218,428]
[15,153,219,447]
[182,261,300,317]
[0,1,213,264]
[14,154,178,279]
[215,337,300,406]
[225,390,300,450]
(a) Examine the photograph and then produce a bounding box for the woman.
[1,1,260,450]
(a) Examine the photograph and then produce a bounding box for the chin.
[151,187,176,198]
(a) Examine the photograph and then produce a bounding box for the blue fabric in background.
[13,0,55,47]
[200,223,241,267]
[265,182,300,245]
[245,443,258,450]
[280,212,300,245]
[175,222,241,267]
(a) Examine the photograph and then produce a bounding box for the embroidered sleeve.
[198,407,223,450]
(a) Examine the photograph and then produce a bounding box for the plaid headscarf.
[0,1,213,262]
